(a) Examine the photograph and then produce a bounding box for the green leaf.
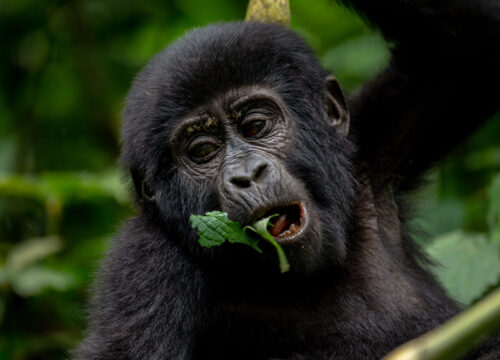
[190,211,290,273]
[426,231,500,305]
[321,34,390,91]
[11,265,75,297]
[6,236,62,273]
[245,215,290,273]
[0,170,129,205]
[189,211,262,253]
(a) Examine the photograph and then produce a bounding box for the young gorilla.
[76,0,500,359]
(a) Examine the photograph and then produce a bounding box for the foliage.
[417,143,500,306]
[0,171,129,359]
[427,231,500,305]
[191,211,290,273]
[0,0,499,359]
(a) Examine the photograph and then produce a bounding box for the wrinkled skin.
[75,0,500,359]
[167,83,350,274]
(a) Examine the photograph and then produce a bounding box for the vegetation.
[0,0,499,359]
[191,211,290,273]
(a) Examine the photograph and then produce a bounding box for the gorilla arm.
[341,0,500,187]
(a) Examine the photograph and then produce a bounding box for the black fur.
[75,1,500,359]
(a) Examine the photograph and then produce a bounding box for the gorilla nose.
[225,156,270,189]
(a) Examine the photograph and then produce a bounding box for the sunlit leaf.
[11,266,75,297]
[0,175,47,201]
[6,236,62,273]
[0,171,129,204]
[427,231,500,305]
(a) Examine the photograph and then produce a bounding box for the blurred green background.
[0,0,499,359]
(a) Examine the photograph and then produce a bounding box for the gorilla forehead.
[121,22,329,172]
[140,22,326,113]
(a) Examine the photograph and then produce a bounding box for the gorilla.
[75,0,500,359]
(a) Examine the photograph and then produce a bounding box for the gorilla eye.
[187,139,221,163]
[240,119,267,138]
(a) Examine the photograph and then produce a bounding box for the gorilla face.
[170,85,326,272]
[121,23,356,275]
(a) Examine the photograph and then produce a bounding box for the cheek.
[155,174,221,230]
[282,134,355,263]
[286,130,355,200]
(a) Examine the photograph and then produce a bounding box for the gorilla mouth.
[265,202,306,239]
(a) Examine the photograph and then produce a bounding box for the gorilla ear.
[324,75,350,135]
[130,168,155,202]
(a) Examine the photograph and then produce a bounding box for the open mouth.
[263,202,306,239]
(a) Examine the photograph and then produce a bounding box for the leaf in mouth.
[189,211,290,273]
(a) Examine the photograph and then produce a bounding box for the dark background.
[1,0,499,359]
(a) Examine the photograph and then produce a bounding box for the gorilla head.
[121,22,355,275]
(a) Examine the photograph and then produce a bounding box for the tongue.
[269,214,291,237]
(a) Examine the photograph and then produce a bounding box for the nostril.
[226,159,269,189]
[230,176,252,188]
[252,163,268,182]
